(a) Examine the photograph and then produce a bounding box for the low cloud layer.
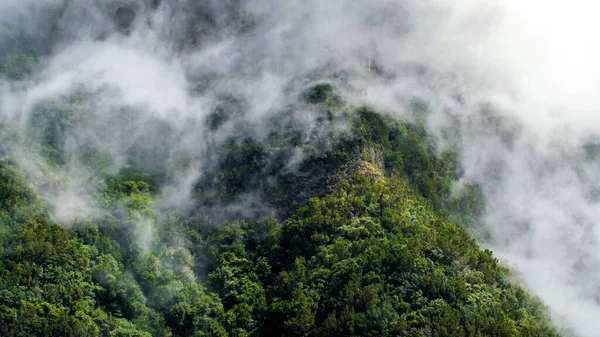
[1,1,600,335]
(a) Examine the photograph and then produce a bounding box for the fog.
[1,0,600,335]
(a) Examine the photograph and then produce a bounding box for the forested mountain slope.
[0,1,575,335]
[0,82,561,336]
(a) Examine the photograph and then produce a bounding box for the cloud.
[1,1,600,335]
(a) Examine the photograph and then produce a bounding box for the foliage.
[0,84,562,337]
[204,169,559,336]
[0,160,156,336]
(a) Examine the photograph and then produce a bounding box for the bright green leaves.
[166,284,226,337]
[0,81,561,337]
[0,163,131,337]
[98,179,156,218]
[201,161,559,336]
[209,252,266,335]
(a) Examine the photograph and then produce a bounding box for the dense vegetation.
[0,62,562,337]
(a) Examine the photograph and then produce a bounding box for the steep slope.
[0,160,167,336]
[0,88,562,336]
[203,164,559,336]
[0,20,565,334]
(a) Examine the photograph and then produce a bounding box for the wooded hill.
[0,76,561,336]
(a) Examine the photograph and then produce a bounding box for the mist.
[1,0,600,335]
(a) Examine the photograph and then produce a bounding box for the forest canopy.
[0,73,562,336]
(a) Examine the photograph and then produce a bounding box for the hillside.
[0,79,561,336]
[1,1,584,335]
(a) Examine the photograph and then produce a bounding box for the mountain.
[0,79,561,335]
[2,1,591,336]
